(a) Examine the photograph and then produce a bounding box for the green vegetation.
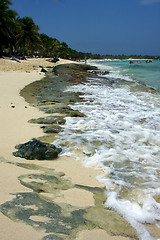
[0,0,159,60]
[0,0,17,55]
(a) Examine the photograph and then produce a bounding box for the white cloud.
[140,0,160,4]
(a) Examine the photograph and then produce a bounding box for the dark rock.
[41,67,47,73]
[42,106,86,117]
[41,125,62,134]
[92,70,110,75]
[50,57,59,63]
[46,66,53,69]
[13,139,62,160]
[69,110,86,117]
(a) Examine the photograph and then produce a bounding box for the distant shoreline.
[90,58,153,61]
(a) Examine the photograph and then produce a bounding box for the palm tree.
[17,17,42,56]
[0,0,17,56]
[40,33,61,57]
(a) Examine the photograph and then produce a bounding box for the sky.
[11,0,160,56]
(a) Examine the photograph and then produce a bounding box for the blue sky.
[11,0,160,55]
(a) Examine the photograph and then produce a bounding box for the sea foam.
[54,63,160,240]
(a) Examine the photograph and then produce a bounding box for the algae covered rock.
[41,125,62,134]
[13,139,62,160]
[29,116,66,125]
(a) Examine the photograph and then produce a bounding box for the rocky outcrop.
[29,116,66,125]
[13,139,62,160]
[41,67,47,73]
[41,125,62,134]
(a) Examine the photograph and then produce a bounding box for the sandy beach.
[0,58,138,240]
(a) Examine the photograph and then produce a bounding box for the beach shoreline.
[0,58,138,240]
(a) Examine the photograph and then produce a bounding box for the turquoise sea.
[96,59,160,91]
[54,59,160,240]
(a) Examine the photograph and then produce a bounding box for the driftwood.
[10,57,21,63]
[46,57,59,63]
[2,56,21,63]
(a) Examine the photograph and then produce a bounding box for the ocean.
[54,59,160,240]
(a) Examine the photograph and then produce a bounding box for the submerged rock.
[41,125,62,134]
[43,107,86,117]
[13,139,62,160]
[91,70,110,75]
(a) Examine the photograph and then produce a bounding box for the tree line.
[0,0,96,59]
[0,0,159,60]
